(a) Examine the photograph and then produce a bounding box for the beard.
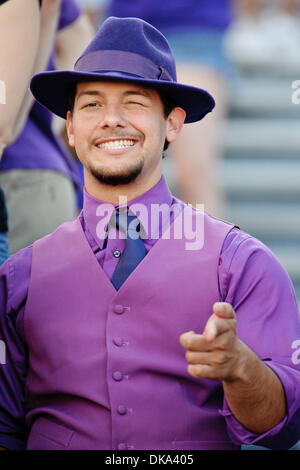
[88,155,145,186]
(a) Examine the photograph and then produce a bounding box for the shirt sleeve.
[0,246,32,450]
[58,0,81,31]
[218,228,300,449]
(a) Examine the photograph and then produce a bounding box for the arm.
[0,0,40,157]
[0,248,32,450]
[180,232,300,447]
[55,12,94,71]
[11,0,62,143]
[221,309,287,434]
[52,11,94,134]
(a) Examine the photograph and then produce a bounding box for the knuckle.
[188,364,204,378]
[208,364,223,380]
[217,337,228,350]
[193,366,203,378]
[185,350,192,362]
[215,351,227,365]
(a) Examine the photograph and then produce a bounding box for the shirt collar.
[82,175,174,250]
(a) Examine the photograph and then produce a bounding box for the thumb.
[213,302,235,319]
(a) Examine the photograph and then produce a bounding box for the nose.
[99,103,126,129]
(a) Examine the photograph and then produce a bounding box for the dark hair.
[67,82,176,154]
[159,92,176,154]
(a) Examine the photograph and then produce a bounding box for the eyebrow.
[123,90,151,99]
[76,90,103,101]
[76,89,152,101]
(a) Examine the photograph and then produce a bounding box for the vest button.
[118,443,127,450]
[112,371,123,381]
[113,337,124,347]
[117,405,127,415]
[114,304,124,314]
[113,249,121,258]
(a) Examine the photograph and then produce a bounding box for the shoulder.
[219,227,296,304]
[221,227,285,272]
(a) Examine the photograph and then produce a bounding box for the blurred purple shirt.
[107,0,233,33]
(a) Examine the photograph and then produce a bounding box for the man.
[0,17,299,450]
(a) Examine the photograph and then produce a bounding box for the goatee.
[90,157,145,186]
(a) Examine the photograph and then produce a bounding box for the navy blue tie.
[111,212,147,290]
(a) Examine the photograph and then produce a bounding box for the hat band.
[74,50,174,82]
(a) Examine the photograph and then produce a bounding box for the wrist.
[225,339,259,384]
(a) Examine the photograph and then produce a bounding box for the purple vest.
[24,210,236,450]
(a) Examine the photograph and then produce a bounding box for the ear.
[66,111,75,148]
[165,107,186,144]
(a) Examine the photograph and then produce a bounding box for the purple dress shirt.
[0,176,299,450]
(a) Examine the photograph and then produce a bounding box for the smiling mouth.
[96,139,137,150]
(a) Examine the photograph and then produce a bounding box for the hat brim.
[30,70,215,123]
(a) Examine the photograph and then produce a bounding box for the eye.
[80,101,102,110]
[125,100,147,109]
[127,101,142,105]
[86,102,100,108]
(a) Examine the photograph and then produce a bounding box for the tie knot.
[115,212,140,240]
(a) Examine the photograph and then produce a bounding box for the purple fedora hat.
[30,16,215,123]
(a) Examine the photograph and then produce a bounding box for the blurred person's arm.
[0,0,40,158]
[243,0,260,16]
[55,13,95,71]
[77,0,108,27]
[10,0,63,143]
[52,11,95,134]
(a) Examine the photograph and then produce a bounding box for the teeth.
[97,140,135,149]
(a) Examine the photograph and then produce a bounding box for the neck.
[84,170,162,205]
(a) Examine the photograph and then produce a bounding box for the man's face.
[66,80,185,190]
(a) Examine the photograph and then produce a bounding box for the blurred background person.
[80,0,235,216]
[0,189,8,266]
[226,0,300,72]
[0,0,94,255]
[0,0,40,264]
